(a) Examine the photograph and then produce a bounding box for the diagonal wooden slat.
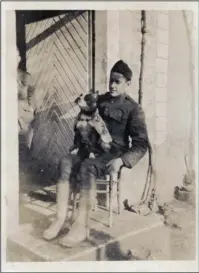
[61,19,87,61]
[50,119,70,149]
[27,18,51,58]
[53,28,87,81]
[26,11,90,169]
[54,73,77,107]
[62,16,87,51]
[33,19,54,58]
[54,47,85,93]
[27,34,55,86]
[41,79,58,112]
[27,18,51,59]
[70,16,88,46]
[44,124,72,160]
[53,16,87,72]
[54,57,79,97]
[53,76,79,118]
[49,102,75,135]
[75,14,88,34]
[35,53,55,103]
[26,20,36,42]
[81,12,88,22]
[53,83,78,118]
[34,94,74,152]
[26,20,38,44]
[27,18,55,71]
[46,131,68,162]
[50,116,74,147]
[53,33,87,87]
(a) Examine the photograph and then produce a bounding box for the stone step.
[8,216,195,262]
[9,196,167,262]
[8,217,165,262]
[9,191,195,262]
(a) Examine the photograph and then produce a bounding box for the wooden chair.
[70,170,122,228]
[95,170,122,227]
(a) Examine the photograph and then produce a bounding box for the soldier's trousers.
[59,152,121,190]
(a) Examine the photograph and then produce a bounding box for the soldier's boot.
[43,181,70,241]
[59,177,95,248]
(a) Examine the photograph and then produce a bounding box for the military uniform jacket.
[97,92,149,169]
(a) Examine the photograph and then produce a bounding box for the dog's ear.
[74,94,83,104]
[92,90,99,99]
[89,89,99,95]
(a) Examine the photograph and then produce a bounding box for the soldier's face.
[109,72,130,97]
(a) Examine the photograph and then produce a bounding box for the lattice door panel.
[26,11,91,168]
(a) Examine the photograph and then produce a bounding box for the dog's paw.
[100,141,111,152]
[70,148,79,155]
[89,152,95,159]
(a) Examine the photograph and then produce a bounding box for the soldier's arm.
[121,105,149,169]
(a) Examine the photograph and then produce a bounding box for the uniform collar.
[107,92,125,103]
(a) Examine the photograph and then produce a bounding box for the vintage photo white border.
[1,1,199,272]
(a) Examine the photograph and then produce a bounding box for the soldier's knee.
[59,155,73,180]
[60,155,73,168]
[80,158,97,177]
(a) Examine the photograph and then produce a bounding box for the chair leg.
[105,183,109,209]
[92,181,97,211]
[109,178,113,228]
[71,190,78,224]
[117,179,121,214]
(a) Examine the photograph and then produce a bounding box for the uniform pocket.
[109,108,127,123]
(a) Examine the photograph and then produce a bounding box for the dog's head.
[74,90,99,113]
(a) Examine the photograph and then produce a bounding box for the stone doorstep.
[13,189,195,261]
[12,192,166,262]
[8,217,164,262]
[8,217,196,262]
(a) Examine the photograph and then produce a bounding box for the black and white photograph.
[1,1,198,271]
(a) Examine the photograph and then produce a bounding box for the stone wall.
[95,10,195,205]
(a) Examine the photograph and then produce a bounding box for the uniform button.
[111,101,113,103]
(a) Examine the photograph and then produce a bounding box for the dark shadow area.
[19,100,76,188]
[30,108,74,168]
[22,10,82,25]
[16,11,26,71]
[19,142,59,199]
[19,150,59,193]
[16,10,87,71]
[26,11,86,51]
[28,190,56,203]
[88,229,136,261]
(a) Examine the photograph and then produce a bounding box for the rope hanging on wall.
[129,11,158,215]
[138,10,146,105]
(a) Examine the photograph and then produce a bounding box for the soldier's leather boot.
[58,176,95,248]
[43,182,70,241]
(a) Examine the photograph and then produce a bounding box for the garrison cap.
[111,60,133,81]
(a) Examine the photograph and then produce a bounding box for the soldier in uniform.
[43,60,150,247]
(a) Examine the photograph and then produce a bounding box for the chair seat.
[96,179,109,184]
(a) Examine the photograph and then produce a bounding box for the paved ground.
[6,157,197,262]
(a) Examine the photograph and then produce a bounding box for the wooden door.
[25,11,93,177]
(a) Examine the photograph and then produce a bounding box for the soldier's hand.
[106,158,123,174]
